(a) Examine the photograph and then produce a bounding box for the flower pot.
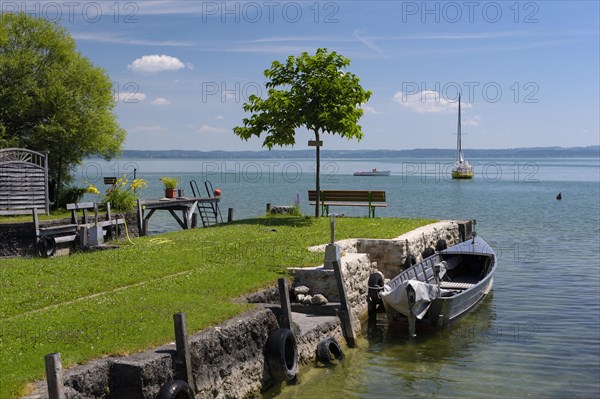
[165,188,178,198]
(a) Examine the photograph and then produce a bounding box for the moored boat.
[353,169,390,176]
[375,235,496,335]
[451,95,474,179]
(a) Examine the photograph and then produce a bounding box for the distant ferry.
[353,169,390,176]
[451,95,474,179]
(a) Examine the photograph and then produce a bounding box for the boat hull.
[353,171,390,176]
[451,170,474,179]
[451,161,474,179]
[380,236,496,330]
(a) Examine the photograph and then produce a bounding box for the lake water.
[75,157,600,398]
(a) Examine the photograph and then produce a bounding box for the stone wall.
[289,253,375,327]
[26,309,280,399]
[291,221,472,318]
[355,220,465,278]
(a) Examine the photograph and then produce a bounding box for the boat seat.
[439,281,475,290]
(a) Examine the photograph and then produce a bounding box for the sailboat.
[451,95,474,179]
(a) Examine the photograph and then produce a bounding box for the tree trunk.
[54,157,63,210]
[314,130,320,218]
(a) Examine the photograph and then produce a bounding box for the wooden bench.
[32,202,125,257]
[66,202,125,243]
[308,190,387,217]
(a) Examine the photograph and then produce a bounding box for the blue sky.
[7,1,599,151]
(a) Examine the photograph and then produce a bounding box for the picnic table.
[136,197,220,236]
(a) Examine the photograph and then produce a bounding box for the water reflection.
[269,295,497,399]
[362,294,496,378]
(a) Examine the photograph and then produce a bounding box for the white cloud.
[72,32,193,47]
[392,90,472,114]
[363,105,382,115]
[133,1,210,14]
[151,97,171,105]
[353,29,385,56]
[215,115,224,120]
[128,55,187,73]
[463,116,481,127]
[114,92,146,103]
[198,125,228,134]
[129,125,169,135]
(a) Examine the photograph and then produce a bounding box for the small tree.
[0,13,125,207]
[234,48,371,217]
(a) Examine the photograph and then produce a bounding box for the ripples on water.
[77,157,600,398]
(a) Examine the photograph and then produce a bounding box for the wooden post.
[173,313,195,390]
[45,353,65,399]
[32,207,40,239]
[266,203,271,214]
[106,202,117,239]
[227,208,234,223]
[331,260,357,348]
[142,219,149,237]
[78,226,88,248]
[43,150,50,215]
[136,199,144,236]
[278,278,292,330]
[106,202,112,224]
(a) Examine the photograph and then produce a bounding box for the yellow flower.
[131,178,148,190]
[86,184,100,195]
[116,176,128,189]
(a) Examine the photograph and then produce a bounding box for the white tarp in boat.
[380,280,440,319]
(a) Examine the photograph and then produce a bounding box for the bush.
[104,177,147,212]
[56,186,87,208]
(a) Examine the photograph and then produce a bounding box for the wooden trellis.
[0,148,49,215]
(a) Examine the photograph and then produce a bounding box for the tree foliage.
[234,48,371,147]
[234,48,371,216]
[0,13,125,205]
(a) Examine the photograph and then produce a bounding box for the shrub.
[56,186,87,208]
[104,177,147,212]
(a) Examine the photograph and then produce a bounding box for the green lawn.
[0,216,435,398]
[0,210,71,224]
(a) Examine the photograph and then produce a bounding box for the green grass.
[0,216,435,398]
[0,210,71,224]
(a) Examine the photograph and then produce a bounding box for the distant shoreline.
[108,146,600,160]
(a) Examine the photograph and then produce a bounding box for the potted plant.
[160,177,178,198]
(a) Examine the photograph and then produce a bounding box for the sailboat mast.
[456,94,463,162]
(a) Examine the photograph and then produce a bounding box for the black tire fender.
[155,380,194,399]
[316,337,345,364]
[436,239,448,252]
[266,328,298,381]
[37,235,56,258]
[404,254,417,269]
[367,272,384,305]
[422,247,435,259]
